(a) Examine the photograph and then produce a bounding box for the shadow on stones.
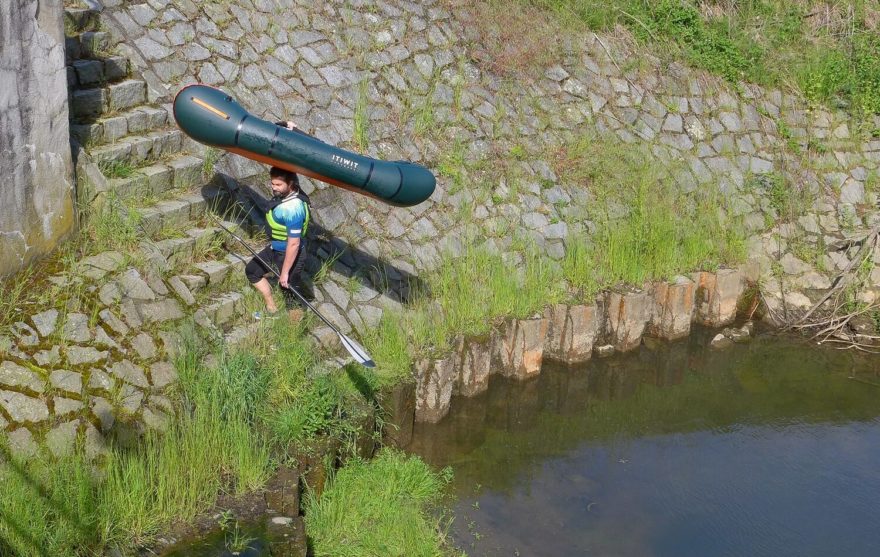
[0,444,94,553]
[344,365,377,402]
[202,174,428,307]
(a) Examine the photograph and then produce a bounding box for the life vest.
[266,189,310,245]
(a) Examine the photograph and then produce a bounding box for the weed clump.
[305,449,455,557]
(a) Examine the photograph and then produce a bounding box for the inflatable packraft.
[173,84,435,207]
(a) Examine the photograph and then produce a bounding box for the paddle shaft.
[209,213,341,334]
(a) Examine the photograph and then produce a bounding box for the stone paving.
[5,0,880,453]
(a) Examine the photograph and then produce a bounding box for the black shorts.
[245,244,306,285]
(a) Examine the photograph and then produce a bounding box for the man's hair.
[269,166,299,189]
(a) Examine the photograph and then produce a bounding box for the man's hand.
[284,121,297,131]
[280,272,290,290]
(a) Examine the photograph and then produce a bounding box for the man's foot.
[253,310,280,321]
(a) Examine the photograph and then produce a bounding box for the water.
[159,520,269,557]
[407,330,880,557]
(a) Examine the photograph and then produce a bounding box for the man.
[244,164,311,320]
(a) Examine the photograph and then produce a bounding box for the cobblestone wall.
[100,0,880,320]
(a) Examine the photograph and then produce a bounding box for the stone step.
[70,79,147,120]
[89,128,183,167]
[70,105,167,145]
[139,186,226,235]
[197,287,250,330]
[156,227,231,266]
[193,252,249,287]
[65,30,115,63]
[66,55,129,90]
[63,8,101,35]
[107,153,205,201]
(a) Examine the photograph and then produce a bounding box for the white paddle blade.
[340,333,375,368]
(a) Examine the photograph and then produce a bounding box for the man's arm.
[279,237,300,289]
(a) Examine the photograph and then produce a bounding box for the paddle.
[208,213,375,368]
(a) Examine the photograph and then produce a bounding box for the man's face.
[270,177,292,197]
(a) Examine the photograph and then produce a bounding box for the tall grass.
[0,449,100,557]
[99,411,271,547]
[365,242,565,378]
[0,326,280,554]
[558,133,746,288]
[305,449,456,557]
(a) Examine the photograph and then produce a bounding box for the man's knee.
[245,259,267,284]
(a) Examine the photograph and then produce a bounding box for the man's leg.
[253,278,278,313]
[245,247,279,313]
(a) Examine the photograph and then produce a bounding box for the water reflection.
[408,330,880,556]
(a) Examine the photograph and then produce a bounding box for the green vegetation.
[471,0,880,119]
[557,133,746,290]
[366,243,565,377]
[98,159,138,179]
[353,79,370,152]
[305,449,457,557]
[0,318,413,554]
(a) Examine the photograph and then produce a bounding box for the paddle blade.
[340,333,375,368]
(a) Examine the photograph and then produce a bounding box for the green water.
[407,329,880,556]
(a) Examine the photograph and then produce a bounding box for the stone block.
[140,164,174,195]
[87,369,114,391]
[0,361,45,392]
[107,79,146,111]
[150,361,177,388]
[454,335,492,397]
[50,370,83,393]
[46,420,80,457]
[195,260,231,285]
[130,333,158,360]
[107,359,149,388]
[544,304,599,363]
[168,276,197,306]
[71,88,106,118]
[34,346,62,367]
[99,309,129,336]
[54,397,84,417]
[66,346,109,366]
[0,390,50,423]
[7,428,38,459]
[648,277,696,340]
[62,313,92,343]
[12,322,39,346]
[136,299,184,324]
[91,397,115,432]
[493,317,549,379]
[381,381,415,447]
[692,269,744,327]
[170,155,204,189]
[264,465,300,515]
[205,292,242,326]
[414,356,456,423]
[605,289,651,352]
[31,309,59,338]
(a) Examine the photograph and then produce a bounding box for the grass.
[353,79,370,152]
[0,317,376,554]
[365,242,566,377]
[556,133,746,289]
[305,449,457,557]
[0,449,101,557]
[467,0,880,119]
[98,159,138,179]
